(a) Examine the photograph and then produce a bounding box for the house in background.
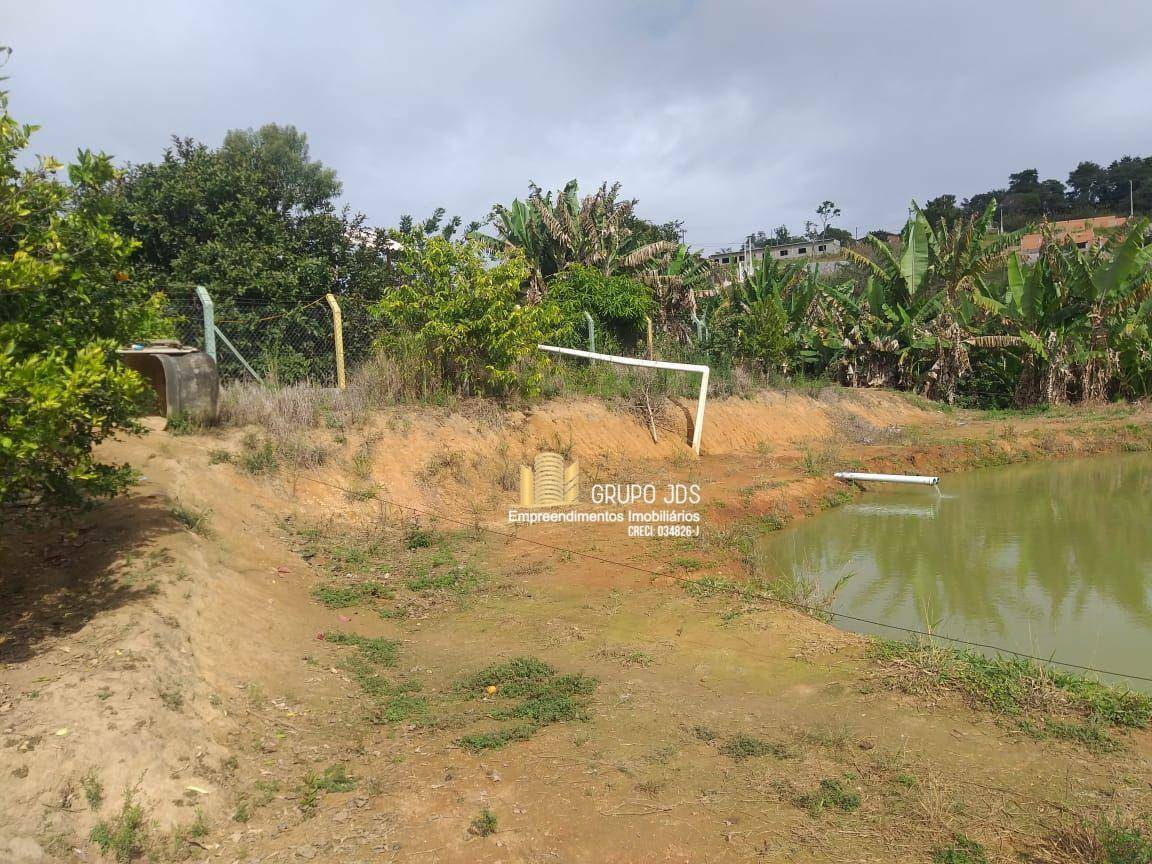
[1018,215,1129,261]
[708,237,842,268]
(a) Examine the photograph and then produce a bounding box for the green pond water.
[754,453,1152,686]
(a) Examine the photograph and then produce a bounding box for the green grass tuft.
[719,733,788,761]
[298,764,356,816]
[870,639,1152,747]
[932,834,988,864]
[797,778,860,817]
[324,630,399,666]
[81,769,104,810]
[312,581,394,608]
[170,501,213,537]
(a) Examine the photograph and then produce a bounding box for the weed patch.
[870,639,1152,750]
[932,834,988,864]
[290,519,485,618]
[298,764,355,816]
[691,725,717,742]
[326,636,427,725]
[239,434,279,474]
[312,581,394,607]
[1017,718,1121,753]
[324,630,399,665]
[469,807,498,837]
[454,657,597,752]
[81,769,104,810]
[90,789,147,862]
[719,733,789,761]
[796,778,860,817]
[170,501,213,537]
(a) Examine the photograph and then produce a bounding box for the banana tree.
[530,180,678,279]
[850,200,1015,402]
[641,243,716,341]
[917,200,1016,402]
[474,189,557,302]
[1060,219,1152,400]
[972,249,1076,405]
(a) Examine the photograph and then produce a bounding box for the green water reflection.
[754,453,1152,684]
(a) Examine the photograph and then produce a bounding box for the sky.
[4,0,1152,250]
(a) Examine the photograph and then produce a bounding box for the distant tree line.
[922,156,1152,232]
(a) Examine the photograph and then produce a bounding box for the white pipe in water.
[834,471,939,486]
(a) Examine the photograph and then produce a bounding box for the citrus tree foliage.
[371,239,567,397]
[0,72,166,506]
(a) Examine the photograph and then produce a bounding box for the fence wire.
[165,294,378,388]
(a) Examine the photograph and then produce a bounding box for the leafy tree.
[708,256,810,373]
[1,55,167,506]
[923,194,961,228]
[1067,161,1107,208]
[745,230,770,250]
[806,200,842,240]
[370,238,567,397]
[395,207,480,246]
[938,154,1152,230]
[548,264,652,351]
[221,125,341,215]
[113,126,356,305]
[111,124,389,381]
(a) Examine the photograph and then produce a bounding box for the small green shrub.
[232,800,250,823]
[165,412,202,436]
[90,789,147,862]
[1098,820,1152,864]
[298,764,356,815]
[189,808,209,838]
[81,769,104,810]
[469,807,498,837]
[691,725,717,742]
[405,527,435,549]
[371,238,568,397]
[239,435,279,474]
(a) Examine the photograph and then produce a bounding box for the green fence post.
[195,285,216,361]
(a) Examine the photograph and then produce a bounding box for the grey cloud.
[4,0,1151,248]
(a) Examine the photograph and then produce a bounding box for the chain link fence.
[165,293,379,388]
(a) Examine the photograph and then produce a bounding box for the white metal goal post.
[537,344,710,456]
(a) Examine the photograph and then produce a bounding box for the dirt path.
[3,391,1151,863]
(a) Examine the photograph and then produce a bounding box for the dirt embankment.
[3,388,1151,863]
